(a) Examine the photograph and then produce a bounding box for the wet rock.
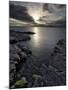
[51,53,66,72]
[10,63,16,72]
[10,30,31,41]
[10,65,16,86]
[40,64,65,86]
[18,35,31,41]
[23,31,35,34]
[10,53,20,62]
[18,45,32,55]
[10,44,22,54]
[10,30,35,35]
[10,43,28,87]
[10,30,33,88]
[57,39,65,47]
[54,46,61,53]
[32,74,45,87]
[32,74,42,80]
[50,39,66,72]
[19,52,27,59]
[10,37,17,44]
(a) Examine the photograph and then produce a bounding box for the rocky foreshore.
[10,30,66,88]
[10,30,33,88]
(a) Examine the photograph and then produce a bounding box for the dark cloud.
[9,1,66,26]
[43,4,49,11]
[9,3,34,23]
[51,19,66,27]
[43,4,66,13]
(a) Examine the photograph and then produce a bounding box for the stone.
[15,79,28,88]
[10,37,17,44]
[18,45,32,55]
[32,74,42,80]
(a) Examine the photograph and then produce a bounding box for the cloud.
[40,4,66,24]
[9,1,66,25]
[9,3,34,23]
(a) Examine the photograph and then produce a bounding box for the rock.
[40,64,65,86]
[10,30,31,42]
[32,74,42,80]
[10,85,15,89]
[32,74,43,87]
[20,35,31,41]
[54,46,61,53]
[57,39,65,47]
[10,53,20,61]
[10,30,33,88]
[50,39,66,72]
[23,31,35,34]
[10,44,21,54]
[14,45,22,52]
[10,37,17,44]
[10,63,16,72]
[15,79,28,88]
[18,52,27,60]
[18,45,32,55]
[10,60,18,65]
[51,54,66,72]
[10,64,16,86]
[21,77,26,80]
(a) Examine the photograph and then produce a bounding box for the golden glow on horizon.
[32,14,40,23]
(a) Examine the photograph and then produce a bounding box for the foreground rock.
[10,30,32,88]
[15,77,28,88]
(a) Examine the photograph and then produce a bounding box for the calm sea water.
[10,26,66,62]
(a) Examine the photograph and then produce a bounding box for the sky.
[10,1,66,25]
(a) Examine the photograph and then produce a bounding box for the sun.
[32,14,40,23]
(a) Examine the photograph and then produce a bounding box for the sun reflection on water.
[33,27,40,47]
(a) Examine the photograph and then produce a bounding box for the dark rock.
[10,37,17,44]
[23,31,35,34]
[40,64,65,86]
[10,30,31,42]
[17,35,31,41]
[50,39,66,71]
[10,53,20,62]
[18,45,32,55]
[54,46,60,53]
[18,52,27,60]
[57,39,65,47]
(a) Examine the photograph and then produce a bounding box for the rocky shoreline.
[10,30,66,89]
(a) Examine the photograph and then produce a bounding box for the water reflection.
[32,27,40,47]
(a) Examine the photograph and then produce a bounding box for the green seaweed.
[15,79,28,87]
